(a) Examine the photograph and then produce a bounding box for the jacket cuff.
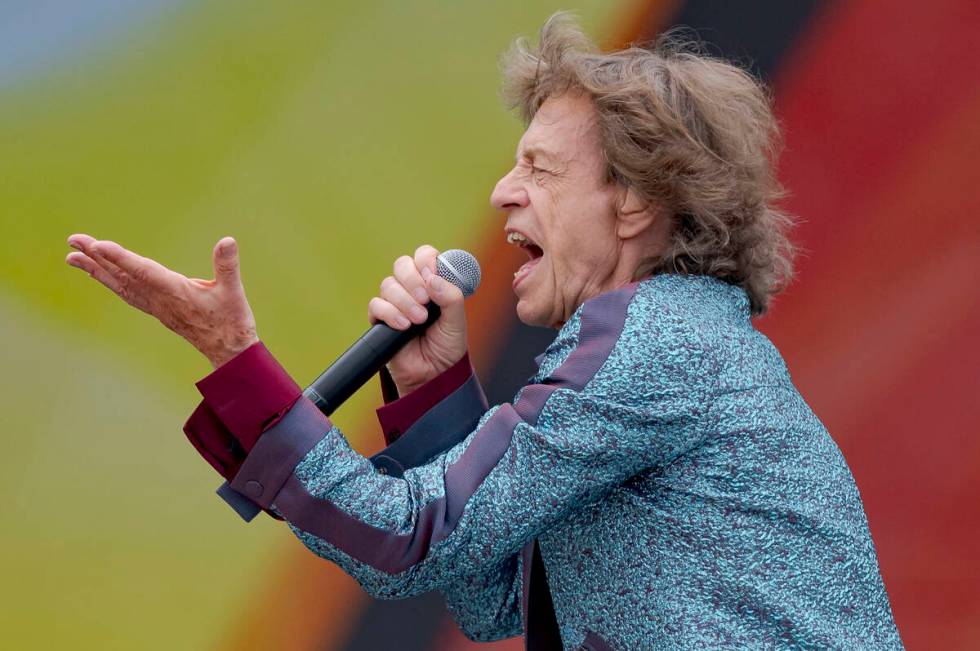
[196,341,302,452]
[376,353,475,444]
[218,398,332,521]
[371,371,488,478]
[183,401,245,480]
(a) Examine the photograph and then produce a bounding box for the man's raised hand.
[65,234,258,368]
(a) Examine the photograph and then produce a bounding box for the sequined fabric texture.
[281,275,902,649]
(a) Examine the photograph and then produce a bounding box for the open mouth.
[507,230,544,288]
[506,230,544,260]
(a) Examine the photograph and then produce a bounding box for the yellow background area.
[0,1,616,648]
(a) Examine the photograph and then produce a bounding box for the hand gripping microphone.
[303,249,481,417]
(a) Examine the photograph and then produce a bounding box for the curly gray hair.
[501,13,795,314]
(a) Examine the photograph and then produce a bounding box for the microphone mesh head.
[436,249,481,298]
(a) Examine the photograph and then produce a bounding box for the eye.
[517,156,552,181]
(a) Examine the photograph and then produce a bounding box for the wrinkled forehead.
[517,93,601,163]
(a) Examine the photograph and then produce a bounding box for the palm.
[67,234,258,367]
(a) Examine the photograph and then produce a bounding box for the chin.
[515,298,553,329]
[514,300,536,326]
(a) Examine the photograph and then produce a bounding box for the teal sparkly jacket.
[185,275,903,650]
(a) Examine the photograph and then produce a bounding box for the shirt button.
[244,480,263,497]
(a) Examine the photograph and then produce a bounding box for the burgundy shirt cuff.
[376,353,474,445]
[183,401,244,480]
[195,341,302,452]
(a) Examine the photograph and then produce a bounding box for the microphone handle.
[303,303,441,416]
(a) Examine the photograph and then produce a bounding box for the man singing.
[65,14,902,650]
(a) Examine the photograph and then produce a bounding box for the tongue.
[519,256,541,274]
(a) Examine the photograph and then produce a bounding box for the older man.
[65,14,902,651]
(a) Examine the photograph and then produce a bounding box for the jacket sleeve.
[184,344,523,639]
[217,286,707,601]
[373,361,523,641]
[441,554,523,642]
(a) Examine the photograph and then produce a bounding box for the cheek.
[542,234,600,301]
[553,218,617,272]
[535,187,617,280]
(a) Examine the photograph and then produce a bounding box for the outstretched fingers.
[66,234,183,311]
[91,240,170,287]
[67,233,125,279]
[66,251,123,294]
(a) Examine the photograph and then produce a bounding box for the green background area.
[0,1,616,648]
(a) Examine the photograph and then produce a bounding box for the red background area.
[763,1,980,647]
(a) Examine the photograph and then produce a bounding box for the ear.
[615,186,659,240]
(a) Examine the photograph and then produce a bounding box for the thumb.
[426,273,466,334]
[212,236,242,288]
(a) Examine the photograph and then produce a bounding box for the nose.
[490,166,528,212]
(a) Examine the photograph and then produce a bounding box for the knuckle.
[380,276,397,292]
[369,297,392,316]
[415,245,438,264]
[99,242,119,262]
[394,256,413,274]
[415,245,439,272]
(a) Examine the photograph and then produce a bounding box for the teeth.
[507,232,528,245]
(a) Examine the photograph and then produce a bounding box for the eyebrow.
[517,145,560,165]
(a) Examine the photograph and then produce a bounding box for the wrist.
[377,352,475,443]
[392,376,427,397]
[209,334,260,369]
[391,360,462,397]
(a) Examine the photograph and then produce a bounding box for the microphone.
[302,249,482,417]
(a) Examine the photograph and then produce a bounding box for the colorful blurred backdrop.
[2,0,977,649]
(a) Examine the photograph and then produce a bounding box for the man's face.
[491,93,624,328]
